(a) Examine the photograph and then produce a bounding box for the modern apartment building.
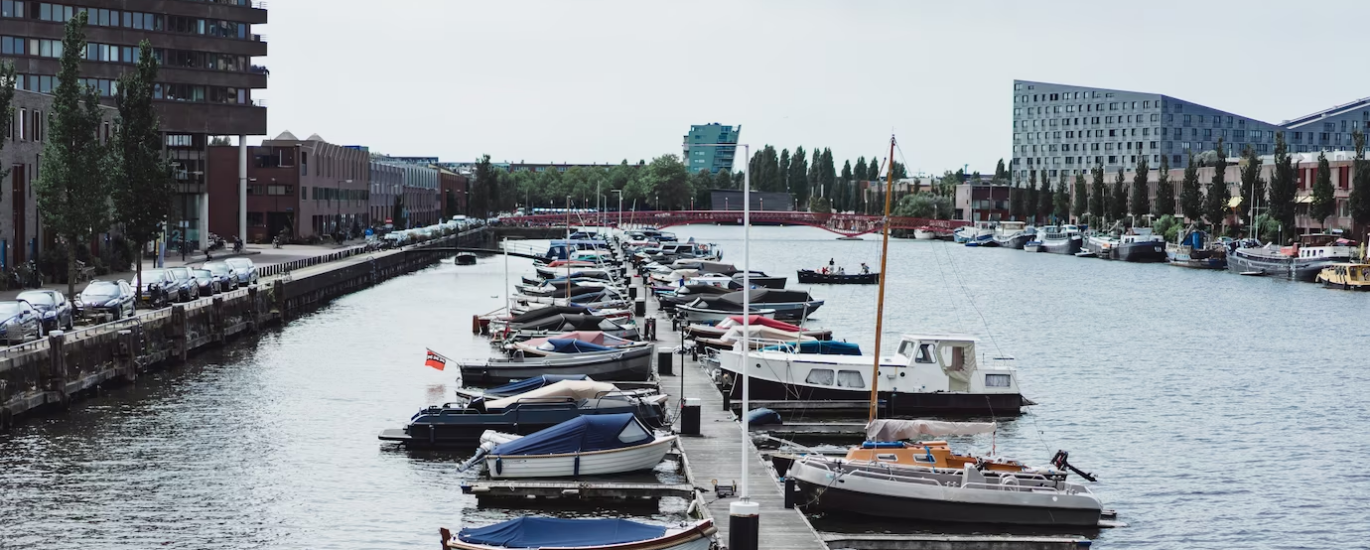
[1011,80,1285,184]
[683,123,741,174]
[1,0,268,246]
[370,157,440,228]
[1279,97,1370,154]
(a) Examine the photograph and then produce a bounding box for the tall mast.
[868,135,897,424]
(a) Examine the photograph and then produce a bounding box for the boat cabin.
[543,239,610,261]
[1317,263,1370,289]
[893,335,1020,394]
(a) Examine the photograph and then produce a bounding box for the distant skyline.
[258,0,1370,176]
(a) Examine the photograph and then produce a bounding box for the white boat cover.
[718,325,814,343]
[486,380,619,409]
[867,419,997,440]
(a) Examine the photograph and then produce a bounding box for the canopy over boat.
[867,419,998,441]
[538,338,614,354]
[490,412,653,456]
[717,325,814,343]
[458,517,667,547]
[507,306,591,324]
[719,288,814,305]
[717,315,807,332]
[761,340,861,355]
[483,375,591,397]
[485,380,618,410]
[520,331,633,349]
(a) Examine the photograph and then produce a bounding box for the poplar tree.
[789,147,808,204]
[1054,173,1072,221]
[806,146,821,198]
[1088,163,1106,224]
[1236,145,1264,225]
[35,12,113,296]
[1010,174,1027,221]
[819,149,835,202]
[1154,154,1176,218]
[1267,132,1297,234]
[1180,153,1203,223]
[1130,156,1150,223]
[1038,175,1055,222]
[1110,166,1128,223]
[111,41,176,299]
[838,160,852,212]
[853,157,868,182]
[1072,172,1088,221]
[994,158,1007,182]
[1310,150,1336,229]
[1024,171,1039,223]
[778,148,791,193]
[1203,139,1230,232]
[1352,131,1370,233]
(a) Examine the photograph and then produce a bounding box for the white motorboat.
[483,413,676,479]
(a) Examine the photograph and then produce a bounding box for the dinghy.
[484,413,676,479]
[441,517,715,550]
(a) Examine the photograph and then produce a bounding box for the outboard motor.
[1050,450,1097,482]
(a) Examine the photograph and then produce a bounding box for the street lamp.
[681,139,757,537]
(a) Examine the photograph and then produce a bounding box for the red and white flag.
[424,349,449,371]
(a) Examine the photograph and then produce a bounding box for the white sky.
[258,0,1370,176]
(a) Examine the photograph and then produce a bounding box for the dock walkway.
[645,289,827,550]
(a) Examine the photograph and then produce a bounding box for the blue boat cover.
[746,408,782,426]
[458,517,667,547]
[485,374,589,397]
[544,339,614,353]
[491,413,650,456]
[761,340,863,356]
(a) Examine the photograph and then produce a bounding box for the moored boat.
[1038,225,1083,255]
[1226,234,1358,281]
[459,342,655,384]
[1167,230,1227,269]
[441,518,715,550]
[1112,229,1167,262]
[1316,262,1370,290]
[707,334,1028,416]
[991,222,1034,249]
[483,413,676,479]
[953,221,995,244]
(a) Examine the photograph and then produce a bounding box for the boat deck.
[648,288,829,550]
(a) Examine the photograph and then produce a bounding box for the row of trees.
[1005,132,1370,236]
[1,13,175,296]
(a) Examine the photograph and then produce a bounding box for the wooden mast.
[868,134,897,424]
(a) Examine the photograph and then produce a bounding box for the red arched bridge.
[498,210,968,238]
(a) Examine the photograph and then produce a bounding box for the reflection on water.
[1,225,1366,549]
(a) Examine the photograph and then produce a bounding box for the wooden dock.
[818,533,1092,550]
[647,288,829,550]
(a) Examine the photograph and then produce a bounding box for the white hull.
[914,229,937,240]
[486,436,677,479]
[676,306,777,324]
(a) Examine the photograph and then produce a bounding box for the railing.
[498,210,968,235]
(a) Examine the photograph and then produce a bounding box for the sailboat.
[782,136,1106,527]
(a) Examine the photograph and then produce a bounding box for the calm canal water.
[1,224,1366,549]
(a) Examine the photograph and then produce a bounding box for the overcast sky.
[259,0,1370,176]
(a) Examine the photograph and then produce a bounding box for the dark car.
[16,290,74,331]
[191,268,220,296]
[135,268,174,307]
[77,280,136,321]
[203,261,238,291]
[0,300,43,345]
[166,267,200,302]
[225,258,258,286]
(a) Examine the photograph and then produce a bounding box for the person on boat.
[860,263,870,274]
[838,266,846,275]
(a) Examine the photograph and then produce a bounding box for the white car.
[225,257,258,285]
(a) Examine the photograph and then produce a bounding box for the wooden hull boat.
[1317,263,1370,290]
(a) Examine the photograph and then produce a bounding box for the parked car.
[191,268,220,296]
[166,267,200,302]
[203,261,238,291]
[16,290,74,331]
[225,258,258,285]
[0,300,44,344]
[77,280,137,321]
[136,268,174,307]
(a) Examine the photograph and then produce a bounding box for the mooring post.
[728,500,760,550]
[171,305,188,362]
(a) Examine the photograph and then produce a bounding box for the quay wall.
[0,229,486,430]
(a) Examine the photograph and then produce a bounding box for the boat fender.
[494,457,503,475]
[573,454,581,477]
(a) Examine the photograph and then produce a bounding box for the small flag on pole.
[425,349,449,371]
